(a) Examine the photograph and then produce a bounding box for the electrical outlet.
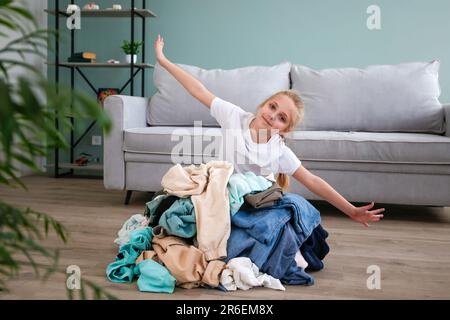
[92,135,102,146]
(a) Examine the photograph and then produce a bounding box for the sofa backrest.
[291,60,444,133]
[147,62,291,127]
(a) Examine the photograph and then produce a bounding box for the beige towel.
[161,163,208,197]
[161,161,234,260]
[152,236,226,289]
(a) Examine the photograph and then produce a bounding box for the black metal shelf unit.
[47,0,156,177]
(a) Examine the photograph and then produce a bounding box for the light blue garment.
[227,172,273,215]
[135,259,176,293]
[106,227,153,283]
[158,198,196,238]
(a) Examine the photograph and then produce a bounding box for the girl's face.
[254,94,296,134]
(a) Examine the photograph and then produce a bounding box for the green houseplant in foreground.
[0,0,115,299]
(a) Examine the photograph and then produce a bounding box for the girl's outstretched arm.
[292,165,385,227]
[154,34,216,108]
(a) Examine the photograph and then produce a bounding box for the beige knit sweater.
[161,161,234,261]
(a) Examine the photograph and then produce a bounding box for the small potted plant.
[120,40,143,64]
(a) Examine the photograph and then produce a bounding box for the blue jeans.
[226,193,322,285]
[301,224,330,271]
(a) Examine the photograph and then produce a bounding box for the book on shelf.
[67,51,97,63]
[67,57,96,63]
[72,52,97,59]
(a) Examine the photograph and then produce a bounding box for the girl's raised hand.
[154,34,166,64]
[349,202,385,227]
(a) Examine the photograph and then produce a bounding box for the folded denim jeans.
[301,224,330,271]
[225,193,321,285]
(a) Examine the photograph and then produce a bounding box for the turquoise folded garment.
[106,227,153,283]
[227,172,272,215]
[158,197,196,238]
[135,259,176,293]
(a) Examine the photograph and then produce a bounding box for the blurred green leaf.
[0,0,115,300]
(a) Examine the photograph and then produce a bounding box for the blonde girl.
[154,34,384,227]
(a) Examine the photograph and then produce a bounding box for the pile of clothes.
[106,161,329,293]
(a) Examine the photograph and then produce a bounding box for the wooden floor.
[1,175,450,300]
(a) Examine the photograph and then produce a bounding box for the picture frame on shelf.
[97,88,119,107]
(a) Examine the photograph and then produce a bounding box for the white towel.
[220,257,285,291]
[114,214,149,246]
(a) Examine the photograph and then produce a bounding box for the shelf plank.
[46,163,103,171]
[45,9,156,18]
[46,62,154,68]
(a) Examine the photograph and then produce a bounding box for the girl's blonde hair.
[255,89,305,192]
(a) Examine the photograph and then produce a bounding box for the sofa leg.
[124,190,133,205]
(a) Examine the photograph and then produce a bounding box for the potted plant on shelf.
[120,40,143,64]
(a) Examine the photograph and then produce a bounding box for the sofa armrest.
[103,95,149,190]
[444,103,450,137]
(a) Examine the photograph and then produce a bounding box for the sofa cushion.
[124,127,450,167]
[291,61,444,133]
[147,62,291,127]
[286,131,450,165]
[124,126,222,158]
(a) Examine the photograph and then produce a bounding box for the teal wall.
[47,0,450,175]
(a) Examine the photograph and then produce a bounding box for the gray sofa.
[104,61,450,206]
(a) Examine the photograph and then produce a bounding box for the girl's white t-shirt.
[210,97,301,178]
